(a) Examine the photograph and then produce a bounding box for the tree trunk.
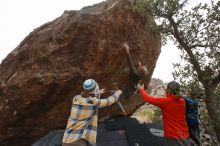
[205,91,220,145]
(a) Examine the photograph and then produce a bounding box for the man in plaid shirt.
[62,79,122,146]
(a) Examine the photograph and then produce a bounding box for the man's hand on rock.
[137,84,144,91]
[114,90,122,97]
[99,89,106,95]
[122,43,130,54]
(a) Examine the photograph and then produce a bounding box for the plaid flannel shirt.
[62,94,120,145]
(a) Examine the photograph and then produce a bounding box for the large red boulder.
[0,0,161,145]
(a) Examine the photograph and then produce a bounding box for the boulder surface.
[0,0,161,145]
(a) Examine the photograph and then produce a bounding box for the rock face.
[132,78,165,123]
[149,78,166,97]
[0,0,161,145]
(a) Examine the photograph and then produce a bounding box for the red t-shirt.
[139,89,189,139]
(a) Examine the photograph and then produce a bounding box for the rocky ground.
[198,99,219,146]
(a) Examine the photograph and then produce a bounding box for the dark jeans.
[189,125,201,146]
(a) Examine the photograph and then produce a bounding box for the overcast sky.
[0,0,214,82]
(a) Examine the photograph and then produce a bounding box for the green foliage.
[137,0,220,141]
[171,0,220,95]
[134,0,162,41]
[134,0,151,17]
[136,0,220,95]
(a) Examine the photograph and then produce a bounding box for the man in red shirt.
[137,81,195,146]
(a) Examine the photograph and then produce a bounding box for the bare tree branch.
[190,44,209,49]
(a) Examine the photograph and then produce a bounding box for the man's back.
[138,89,189,139]
[161,96,189,139]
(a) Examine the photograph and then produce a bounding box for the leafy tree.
[135,0,220,142]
